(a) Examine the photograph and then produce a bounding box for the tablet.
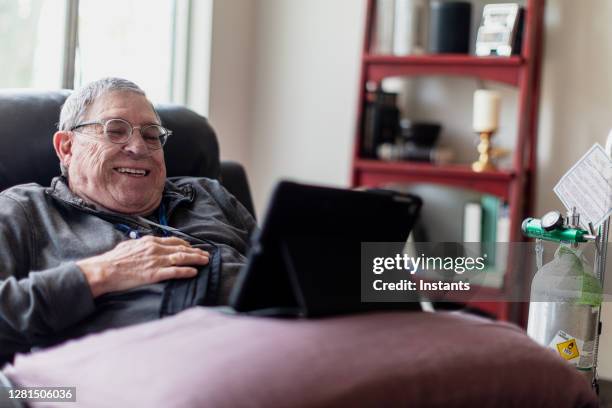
[229,181,422,317]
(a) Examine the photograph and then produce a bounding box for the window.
[76,0,175,103]
[0,0,65,88]
[0,0,211,111]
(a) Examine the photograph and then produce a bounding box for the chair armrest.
[219,161,256,220]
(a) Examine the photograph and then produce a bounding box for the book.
[463,202,483,269]
[477,198,511,288]
[393,0,424,55]
[480,195,499,265]
[495,203,511,269]
[463,202,482,243]
[362,97,377,158]
[374,0,396,54]
[361,90,399,158]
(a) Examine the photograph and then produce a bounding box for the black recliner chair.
[0,89,255,217]
[0,91,257,408]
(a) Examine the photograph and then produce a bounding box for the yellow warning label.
[556,339,580,361]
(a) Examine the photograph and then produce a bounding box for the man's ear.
[53,131,73,168]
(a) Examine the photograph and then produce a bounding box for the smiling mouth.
[114,167,150,177]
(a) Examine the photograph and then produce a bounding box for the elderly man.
[0,78,255,363]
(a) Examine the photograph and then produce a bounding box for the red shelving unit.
[351,0,546,324]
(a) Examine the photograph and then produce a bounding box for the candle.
[473,90,501,132]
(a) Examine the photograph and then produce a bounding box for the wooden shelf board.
[354,160,516,200]
[363,54,524,66]
[363,54,524,86]
[355,159,515,180]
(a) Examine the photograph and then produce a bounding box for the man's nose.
[122,129,150,157]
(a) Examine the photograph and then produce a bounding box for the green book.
[480,195,499,266]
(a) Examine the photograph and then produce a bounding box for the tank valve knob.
[541,211,564,231]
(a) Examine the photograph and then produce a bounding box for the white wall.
[208,1,363,211]
[248,0,365,214]
[209,0,612,379]
[208,0,256,170]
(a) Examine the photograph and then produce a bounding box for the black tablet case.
[230,181,422,317]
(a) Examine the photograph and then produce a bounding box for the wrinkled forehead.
[84,90,161,124]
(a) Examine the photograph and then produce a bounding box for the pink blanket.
[3,308,598,407]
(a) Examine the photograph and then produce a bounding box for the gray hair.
[58,77,160,131]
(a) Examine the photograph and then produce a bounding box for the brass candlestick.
[472,130,501,172]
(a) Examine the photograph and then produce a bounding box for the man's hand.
[76,236,210,298]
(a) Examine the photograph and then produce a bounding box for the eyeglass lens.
[105,119,167,149]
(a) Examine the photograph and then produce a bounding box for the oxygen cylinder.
[527,245,602,380]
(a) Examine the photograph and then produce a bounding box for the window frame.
[58,0,211,115]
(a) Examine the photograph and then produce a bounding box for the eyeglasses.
[70,118,172,150]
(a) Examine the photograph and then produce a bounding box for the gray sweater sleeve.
[0,195,95,362]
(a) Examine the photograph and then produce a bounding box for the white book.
[496,205,511,243]
[495,204,511,269]
[375,0,395,54]
[463,202,482,243]
[393,0,423,55]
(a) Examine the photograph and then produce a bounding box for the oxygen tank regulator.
[522,209,597,245]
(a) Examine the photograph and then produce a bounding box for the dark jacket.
[0,176,256,363]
